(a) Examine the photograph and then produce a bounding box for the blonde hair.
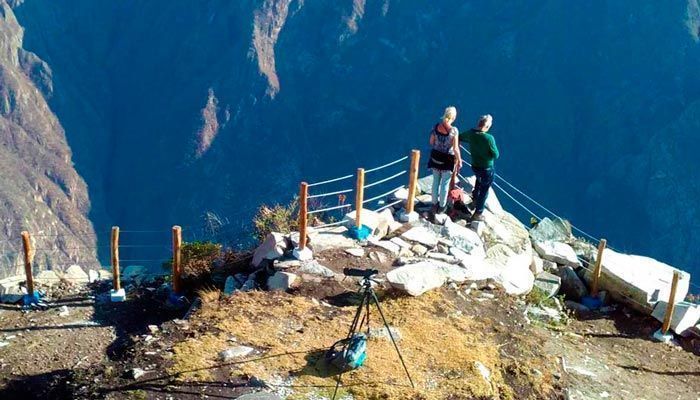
[442,106,457,123]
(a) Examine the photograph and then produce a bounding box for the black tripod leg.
[333,290,370,400]
[370,290,415,389]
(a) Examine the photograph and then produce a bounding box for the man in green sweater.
[460,114,499,221]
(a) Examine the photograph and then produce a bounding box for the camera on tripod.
[342,267,379,278]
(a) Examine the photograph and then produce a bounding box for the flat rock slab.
[529,217,573,243]
[236,393,282,400]
[298,261,335,278]
[344,248,365,257]
[386,261,470,296]
[651,301,700,335]
[533,240,579,267]
[369,239,401,255]
[401,227,438,248]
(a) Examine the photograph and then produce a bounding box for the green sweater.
[460,129,499,168]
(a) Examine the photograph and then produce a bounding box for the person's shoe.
[437,205,447,214]
[471,212,485,222]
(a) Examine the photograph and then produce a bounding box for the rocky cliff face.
[0,1,96,279]
[2,0,699,279]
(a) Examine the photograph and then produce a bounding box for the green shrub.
[252,197,299,242]
[163,241,222,289]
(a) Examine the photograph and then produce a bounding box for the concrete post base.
[110,288,126,302]
[293,247,313,261]
[652,328,674,343]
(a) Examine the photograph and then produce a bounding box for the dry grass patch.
[170,290,534,399]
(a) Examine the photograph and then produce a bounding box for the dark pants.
[471,166,495,213]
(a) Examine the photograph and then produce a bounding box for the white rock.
[369,251,389,264]
[474,361,491,383]
[374,209,397,239]
[494,253,535,295]
[426,252,457,263]
[219,346,255,361]
[534,271,561,298]
[344,208,382,234]
[252,232,287,267]
[530,256,544,275]
[307,227,357,251]
[434,213,450,225]
[267,272,299,291]
[88,269,99,283]
[401,227,438,247]
[389,220,403,233]
[35,270,60,287]
[386,261,470,296]
[399,210,419,223]
[530,217,573,243]
[579,249,690,313]
[389,237,412,249]
[344,248,365,257]
[130,368,146,380]
[392,187,409,200]
[64,265,89,283]
[411,244,428,256]
[442,220,483,254]
[298,260,335,278]
[369,238,401,255]
[470,220,486,236]
[292,246,313,261]
[651,301,700,336]
[533,241,580,267]
[58,305,70,317]
[482,211,531,255]
[460,258,498,281]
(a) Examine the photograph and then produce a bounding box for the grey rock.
[368,326,402,341]
[401,227,438,247]
[533,240,580,267]
[441,220,484,254]
[651,301,700,336]
[416,175,433,195]
[267,272,298,291]
[534,271,561,298]
[275,259,301,269]
[298,260,335,278]
[344,248,365,257]
[530,217,573,243]
[219,345,255,361]
[223,276,239,296]
[252,232,287,268]
[130,368,146,380]
[369,239,400,255]
[35,270,60,287]
[369,251,388,264]
[235,393,282,400]
[411,244,428,256]
[559,266,589,300]
[88,269,99,283]
[389,237,412,249]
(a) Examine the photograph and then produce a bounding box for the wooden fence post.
[661,271,681,334]
[111,226,121,291]
[21,231,34,296]
[172,225,182,294]
[355,168,365,228]
[299,182,309,250]
[590,239,607,296]
[406,150,420,214]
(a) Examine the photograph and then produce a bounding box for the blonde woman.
[427,106,462,214]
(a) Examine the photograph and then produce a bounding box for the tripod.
[331,269,414,399]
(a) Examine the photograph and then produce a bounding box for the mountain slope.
[0,0,96,278]
[3,0,700,279]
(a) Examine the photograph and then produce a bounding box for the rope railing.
[307,188,353,199]
[365,155,409,174]
[307,203,352,215]
[363,170,406,190]
[307,173,354,188]
[363,185,405,206]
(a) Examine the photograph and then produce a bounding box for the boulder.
[542,260,558,273]
[35,270,60,286]
[651,301,700,336]
[64,265,89,283]
[392,187,409,200]
[460,257,498,281]
[411,244,428,256]
[389,237,412,249]
[441,220,483,254]
[343,208,383,237]
[308,226,358,251]
[267,272,298,291]
[344,248,365,257]
[88,269,99,283]
[533,241,580,267]
[579,249,690,313]
[401,227,438,248]
[416,175,433,194]
[98,269,113,280]
[558,266,589,301]
[368,238,400,255]
[298,260,335,278]
[386,261,470,296]
[494,253,534,295]
[482,211,531,255]
[0,278,24,303]
[252,232,287,268]
[374,209,397,239]
[534,271,561,298]
[275,259,301,269]
[223,275,242,296]
[530,256,544,275]
[529,217,573,243]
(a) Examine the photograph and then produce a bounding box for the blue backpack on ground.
[325,333,367,371]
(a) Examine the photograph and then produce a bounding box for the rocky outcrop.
[0,1,96,279]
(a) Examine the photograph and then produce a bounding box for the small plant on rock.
[163,241,222,291]
[252,197,299,242]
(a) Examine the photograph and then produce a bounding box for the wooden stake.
[172,225,182,294]
[590,238,607,296]
[355,168,365,228]
[406,150,420,214]
[21,231,34,296]
[111,226,121,291]
[299,182,309,249]
[661,271,681,334]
